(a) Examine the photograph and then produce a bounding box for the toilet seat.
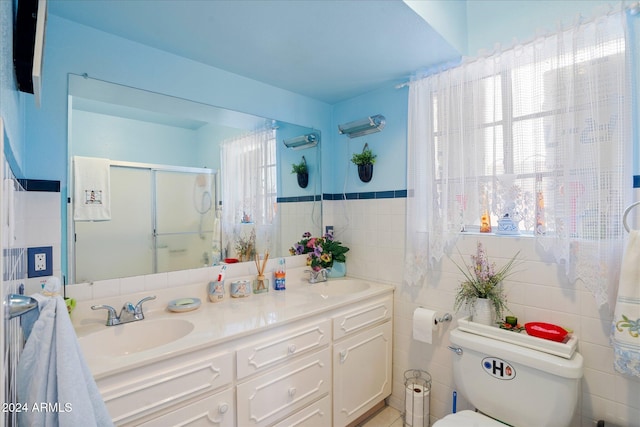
[433,410,507,426]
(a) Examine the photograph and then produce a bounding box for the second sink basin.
[78,318,195,358]
[306,279,370,297]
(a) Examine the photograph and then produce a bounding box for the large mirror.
[67,74,322,284]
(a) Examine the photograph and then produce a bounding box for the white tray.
[457,317,577,359]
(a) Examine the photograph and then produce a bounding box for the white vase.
[473,298,494,325]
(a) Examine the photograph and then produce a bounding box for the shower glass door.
[154,170,215,272]
[73,164,217,283]
[75,167,153,282]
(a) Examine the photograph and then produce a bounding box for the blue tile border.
[17,179,60,192]
[322,190,407,200]
[284,178,639,201]
[277,195,322,203]
[285,179,639,200]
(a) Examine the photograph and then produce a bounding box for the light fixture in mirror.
[283,132,319,150]
[67,74,322,284]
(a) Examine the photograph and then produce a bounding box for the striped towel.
[612,230,640,378]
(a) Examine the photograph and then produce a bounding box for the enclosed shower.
[71,162,218,283]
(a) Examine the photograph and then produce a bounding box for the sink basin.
[307,279,370,297]
[78,318,194,358]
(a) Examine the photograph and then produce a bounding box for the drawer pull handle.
[340,349,347,363]
[218,403,229,414]
[288,344,296,354]
[288,387,297,397]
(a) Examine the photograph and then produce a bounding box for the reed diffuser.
[253,250,269,294]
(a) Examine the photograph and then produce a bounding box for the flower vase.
[473,298,494,325]
[327,261,346,278]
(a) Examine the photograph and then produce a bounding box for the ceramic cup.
[230,280,251,298]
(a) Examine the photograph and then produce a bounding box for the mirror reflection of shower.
[72,163,219,283]
[194,173,213,240]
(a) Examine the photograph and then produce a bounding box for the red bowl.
[224,258,239,264]
[525,322,568,342]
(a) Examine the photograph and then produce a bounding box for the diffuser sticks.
[253,250,269,294]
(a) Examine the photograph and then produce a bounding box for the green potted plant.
[452,242,521,325]
[351,143,376,182]
[291,156,309,188]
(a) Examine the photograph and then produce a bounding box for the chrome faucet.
[92,295,156,326]
[305,268,329,284]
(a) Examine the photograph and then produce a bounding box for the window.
[406,10,632,306]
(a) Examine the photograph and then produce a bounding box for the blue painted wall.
[466,0,615,55]
[23,15,332,184]
[326,84,409,195]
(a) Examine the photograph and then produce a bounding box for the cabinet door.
[137,387,234,427]
[333,321,392,427]
[237,348,331,427]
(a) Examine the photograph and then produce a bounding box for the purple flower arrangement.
[452,242,521,321]
[290,232,349,271]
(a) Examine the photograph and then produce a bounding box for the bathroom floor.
[358,405,404,427]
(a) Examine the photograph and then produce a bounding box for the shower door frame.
[68,160,218,285]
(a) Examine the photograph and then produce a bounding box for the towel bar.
[622,201,640,232]
[7,294,38,319]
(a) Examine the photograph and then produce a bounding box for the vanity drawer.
[333,295,393,340]
[236,319,330,379]
[236,348,331,427]
[272,395,331,427]
[99,349,233,425]
[137,387,234,427]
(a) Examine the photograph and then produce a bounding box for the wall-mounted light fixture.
[283,132,319,150]
[338,114,386,138]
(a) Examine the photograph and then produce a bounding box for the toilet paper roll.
[405,384,430,425]
[413,307,438,344]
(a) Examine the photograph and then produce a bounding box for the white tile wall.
[278,200,323,255]
[323,197,640,427]
[16,191,62,295]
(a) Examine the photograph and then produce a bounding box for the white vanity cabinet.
[86,282,393,427]
[332,296,394,427]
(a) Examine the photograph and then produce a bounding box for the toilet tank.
[449,327,583,427]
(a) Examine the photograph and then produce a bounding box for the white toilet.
[434,327,584,427]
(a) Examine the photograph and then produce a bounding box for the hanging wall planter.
[357,164,373,183]
[291,156,309,189]
[351,143,377,183]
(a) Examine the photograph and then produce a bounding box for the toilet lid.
[433,410,506,426]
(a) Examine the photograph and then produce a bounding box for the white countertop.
[72,271,394,379]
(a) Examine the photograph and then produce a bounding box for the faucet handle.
[91,304,118,326]
[134,295,156,314]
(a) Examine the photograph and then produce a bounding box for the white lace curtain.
[221,126,279,257]
[405,7,633,307]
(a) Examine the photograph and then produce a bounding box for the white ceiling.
[48,0,462,104]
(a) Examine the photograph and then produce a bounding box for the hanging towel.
[16,281,113,427]
[73,156,111,221]
[612,229,640,379]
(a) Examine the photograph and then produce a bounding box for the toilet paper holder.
[436,312,452,324]
[404,369,431,427]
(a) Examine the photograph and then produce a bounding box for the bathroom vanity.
[72,275,394,427]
